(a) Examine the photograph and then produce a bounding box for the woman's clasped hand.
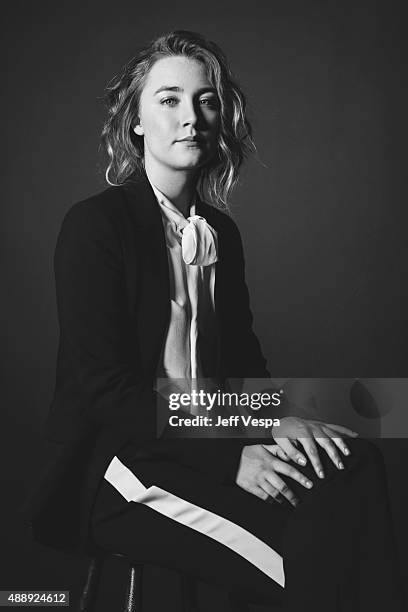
[236,417,359,507]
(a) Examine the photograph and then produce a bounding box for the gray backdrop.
[2,1,406,609]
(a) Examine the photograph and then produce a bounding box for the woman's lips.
[176,138,203,147]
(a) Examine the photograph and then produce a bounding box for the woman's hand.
[269,417,359,479]
[235,444,314,507]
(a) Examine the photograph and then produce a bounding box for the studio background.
[2,1,407,609]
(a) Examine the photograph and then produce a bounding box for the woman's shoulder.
[63,185,128,226]
[55,185,132,253]
[62,176,158,230]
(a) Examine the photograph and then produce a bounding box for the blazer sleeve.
[218,216,271,379]
[219,217,306,421]
[54,199,156,439]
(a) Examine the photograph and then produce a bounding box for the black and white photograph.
[2,1,407,611]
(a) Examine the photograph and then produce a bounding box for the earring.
[133,120,144,136]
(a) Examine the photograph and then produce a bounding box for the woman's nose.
[181,100,198,127]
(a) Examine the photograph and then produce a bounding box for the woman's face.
[133,55,221,175]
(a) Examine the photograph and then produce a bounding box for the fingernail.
[298,456,306,465]
[304,480,313,488]
[343,447,350,455]
[338,461,344,469]
[318,469,324,478]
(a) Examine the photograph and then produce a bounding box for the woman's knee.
[346,438,385,472]
[307,438,386,494]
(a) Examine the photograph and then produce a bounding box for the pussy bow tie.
[173,215,218,266]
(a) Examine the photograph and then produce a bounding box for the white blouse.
[150,182,219,402]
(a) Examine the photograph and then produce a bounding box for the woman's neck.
[144,158,198,217]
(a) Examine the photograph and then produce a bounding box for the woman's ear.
[133,118,144,136]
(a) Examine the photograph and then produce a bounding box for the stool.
[77,553,251,611]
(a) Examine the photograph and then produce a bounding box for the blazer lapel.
[195,197,225,378]
[121,173,171,381]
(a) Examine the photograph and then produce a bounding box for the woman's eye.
[161,97,178,106]
[200,98,219,108]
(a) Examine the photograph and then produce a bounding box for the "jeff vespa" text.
[168,414,281,428]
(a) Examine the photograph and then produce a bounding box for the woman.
[29,31,404,610]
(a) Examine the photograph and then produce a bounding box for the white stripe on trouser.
[104,456,285,587]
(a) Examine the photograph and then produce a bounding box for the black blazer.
[25,173,270,552]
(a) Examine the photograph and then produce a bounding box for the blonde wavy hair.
[101,30,254,211]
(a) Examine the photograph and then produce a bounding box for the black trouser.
[91,439,405,611]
